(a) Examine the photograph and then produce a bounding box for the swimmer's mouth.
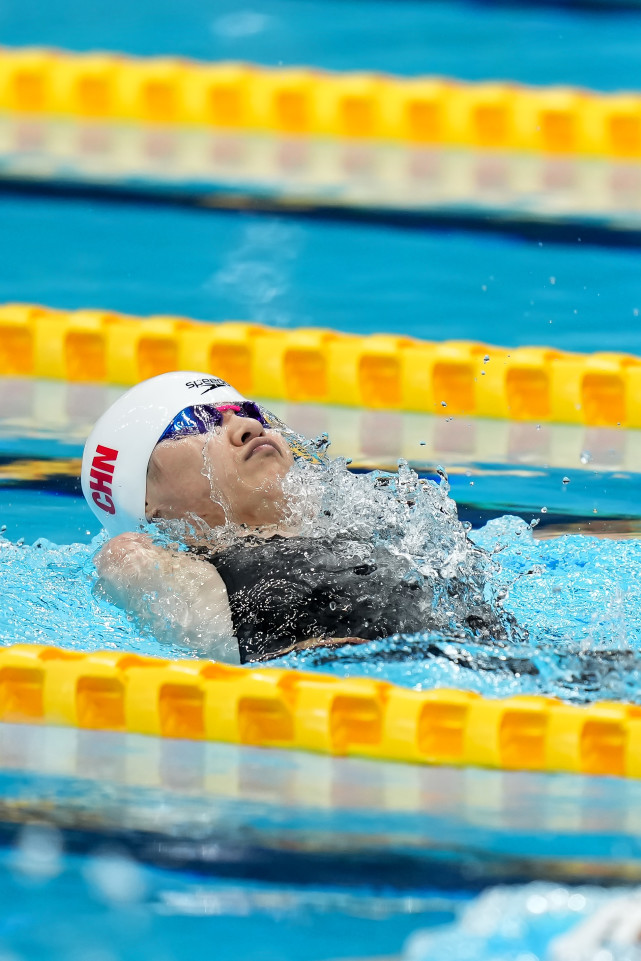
[245,436,281,459]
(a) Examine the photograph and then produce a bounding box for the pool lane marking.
[0,48,641,160]
[0,302,640,428]
[0,643,639,778]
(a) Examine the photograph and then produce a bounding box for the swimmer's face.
[145,408,294,529]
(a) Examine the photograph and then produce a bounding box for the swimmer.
[82,370,512,664]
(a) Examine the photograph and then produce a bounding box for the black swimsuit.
[207,535,508,663]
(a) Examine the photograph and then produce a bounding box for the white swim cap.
[81,371,246,537]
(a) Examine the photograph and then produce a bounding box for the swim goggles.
[158,401,269,442]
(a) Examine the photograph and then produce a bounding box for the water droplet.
[419,440,426,446]
[580,450,592,464]
[483,354,490,363]
[469,480,475,486]
[480,370,486,375]
[441,401,447,408]
[593,508,598,514]
[562,476,570,485]
[540,507,548,514]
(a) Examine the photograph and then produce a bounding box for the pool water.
[4,195,641,354]
[3,0,641,956]
[0,836,457,961]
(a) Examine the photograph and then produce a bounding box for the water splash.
[160,435,515,648]
[3,439,641,702]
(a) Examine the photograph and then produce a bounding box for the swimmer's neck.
[169,517,301,552]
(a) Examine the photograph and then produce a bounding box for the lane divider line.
[0,643,638,778]
[0,47,641,158]
[1,302,640,427]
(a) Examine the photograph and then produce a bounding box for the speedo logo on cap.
[186,377,229,393]
[89,445,118,515]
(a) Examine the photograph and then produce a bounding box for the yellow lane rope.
[0,47,640,158]
[1,302,640,427]
[0,643,638,778]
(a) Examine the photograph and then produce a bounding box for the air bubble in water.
[562,477,570,485]
[541,507,548,514]
[441,401,447,408]
[483,355,490,363]
[580,450,592,464]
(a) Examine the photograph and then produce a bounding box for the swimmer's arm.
[94,533,240,664]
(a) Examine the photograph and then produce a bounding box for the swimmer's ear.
[144,500,160,523]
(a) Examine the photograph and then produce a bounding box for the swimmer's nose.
[223,409,265,447]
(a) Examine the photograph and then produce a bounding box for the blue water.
[2,0,641,91]
[0,831,454,961]
[2,195,641,353]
